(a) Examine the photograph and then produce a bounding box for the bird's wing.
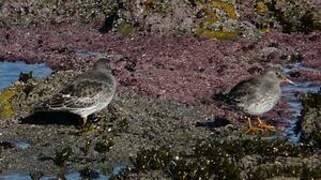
[43,78,107,110]
[227,78,262,105]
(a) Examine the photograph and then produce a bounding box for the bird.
[35,58,116,125]
[215,66,294,134]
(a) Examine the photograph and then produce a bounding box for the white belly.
[72,95,113,118]
[243,95,280,115]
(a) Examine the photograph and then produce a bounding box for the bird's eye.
[275,72,283,78]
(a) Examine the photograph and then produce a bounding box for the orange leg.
[245,117,263,134]
[245,117,275,134]
[257,117,275,131]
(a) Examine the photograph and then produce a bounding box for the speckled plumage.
[36,58,116,120]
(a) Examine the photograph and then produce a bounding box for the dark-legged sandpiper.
[36,58,116,125]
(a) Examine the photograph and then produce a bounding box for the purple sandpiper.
[222,66,294,133]
[36,58,116,124]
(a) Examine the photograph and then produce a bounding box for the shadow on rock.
[20,111,81,125]
[196,117,231,128]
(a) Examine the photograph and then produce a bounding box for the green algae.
[252,164,321,179]
[131,140,241,179]
[301,165,321,179]
[132,146,173,172]
[94,137,114,153]
[130,136,321,179]
[251,164,302,179]
[54,146,73,167]
[252,0,321,33]
[143,0,170,14]
[211,0,238,20]
[79,167,100,179]
[116,117,129,132]
[255,1,269,15]
[196,29,237,40]
[196,13,238,40]
[195,0,239,40]
[302,92,321,110]
[195,0,238,19]
[265,0,321,33]
[199,16,219,27]
[0,87,21,119]
[308,132,321,148]
[300,92,321,149]
[80,140,92,155]
[118,22,135,37]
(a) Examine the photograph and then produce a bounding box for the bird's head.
[93,57,112,73]
[264,65,295,84]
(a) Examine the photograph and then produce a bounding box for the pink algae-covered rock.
[1,26,321,125]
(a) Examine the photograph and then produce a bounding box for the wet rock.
[241,0,321,33]
[300,92,321,146]
[195,117,231,128]
[0,140,31,150]
[0,69,209,176]
[288,71,301,78]
[0,1,320,177]
[127,136,321,179]
[98,11,119,34]
[18,71,32,83]
[79,167,100,179]
[0,60,321,178]
[0,141,14,149]
[29,170,44,180]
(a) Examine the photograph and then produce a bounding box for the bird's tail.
[32,102,49,113]
[212,91,229,104]
[212,92,236,111]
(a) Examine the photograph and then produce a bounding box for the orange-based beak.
[283,77,295,85]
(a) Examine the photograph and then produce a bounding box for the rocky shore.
[1,0,321,179]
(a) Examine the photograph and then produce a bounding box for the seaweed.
[53,146,73,167]
[130,135,320,179]
[94,137,114,153]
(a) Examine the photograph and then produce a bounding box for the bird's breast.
[242,88,281,115]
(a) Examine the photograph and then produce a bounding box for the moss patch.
[118,22,135,37]
[255,1,269,15]
[129,136,321,179]
[0,87,20,119]
[302,93,321,109]
[300,92,321,148]
[265,0,321,33]
[143,0,170,14]
[197,29,237,40]
[195,0,240,40]
[211,0,238,20]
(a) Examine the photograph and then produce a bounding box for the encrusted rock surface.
[1,0,321,179]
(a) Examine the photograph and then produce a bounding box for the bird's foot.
[245,127,265,134]
[88,113,100,123]
[257,118,276,132]
[78,118,96,133]
[245,117,275,135]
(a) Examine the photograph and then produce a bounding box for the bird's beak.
[283,77,295,85]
